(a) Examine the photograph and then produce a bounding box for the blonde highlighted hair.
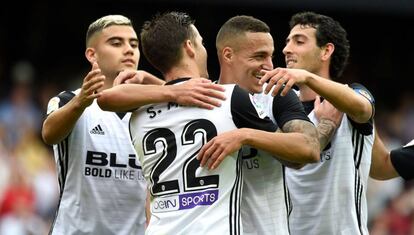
[86,15,132,47]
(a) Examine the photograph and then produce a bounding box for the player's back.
[130,79,275,235]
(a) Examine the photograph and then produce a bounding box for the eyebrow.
[106,36,139,43]
[286,34,306,43]
[252,50,273,58]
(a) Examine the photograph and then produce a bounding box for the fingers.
[91,61,99,70]
[203,82,226,93]
[85,67,101,82]
[83,74,105,92]
[113,73,126,86]
[173,79,226,109]
[88,79,105,93]
[197,138,227,170]
[202,142,225,170]
[197,140,216,167]
[81,63,105,103]
[183,91,222,109]
[197,83,226,100]
[209,151,226,170]
[114,70,141,86]
[259,68,278,86]
[195,77,213,84]
[191,100,215,110]
[260,68,287,95]
[193,93,223,109]
[279,79,295,97]
[314,95,321,108]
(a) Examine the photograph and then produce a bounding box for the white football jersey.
[130,80,276,235]
[241,147,290,235]
[241,88,310,235]
[286,84,375,235]
[47,90,147,235]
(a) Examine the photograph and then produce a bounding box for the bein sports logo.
[152,190,218,213]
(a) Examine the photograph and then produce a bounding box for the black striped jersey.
[241,86,311,235]
[46,89,146,235]
[129,78,277,235]
[286,83,375,235]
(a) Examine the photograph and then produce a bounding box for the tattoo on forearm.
[282,120,319,149]
[317,119,337,150]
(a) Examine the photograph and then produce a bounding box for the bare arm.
[42,62,105,145]
[280,119,320,162]
[260,68,373,123]
[301,72,372,123]
[198,87,319,170]
[274,119,320,169]
[113,70,165,86]
[313,97,344,150]
[370,132,399,180]
[198,122,320,170]
[98,78,226,112]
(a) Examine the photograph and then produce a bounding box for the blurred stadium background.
[0,1,413,234]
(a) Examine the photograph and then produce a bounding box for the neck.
[218,68,235,85]
[164,63,200,82]
[98,76,114,92]
[97,67,117,91]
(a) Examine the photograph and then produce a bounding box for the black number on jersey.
[240,147,258,160]
[143,119,219,196]
[144,128,179,195]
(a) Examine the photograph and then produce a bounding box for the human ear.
[184,39,196,58]
[85,48,97,64]
[321,43,334,61]
[222,47,233,63]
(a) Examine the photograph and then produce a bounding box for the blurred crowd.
[0,61,59,235]
[0,60,412,235]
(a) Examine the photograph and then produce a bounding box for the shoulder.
[349,83,375,104]
[46,90,77,115]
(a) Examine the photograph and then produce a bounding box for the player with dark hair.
[105,11,319,234]
[42,14,225,235]
[260,11,375,234]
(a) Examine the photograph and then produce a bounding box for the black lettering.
[85,167,112,178]
[245,158,260,169]
[253,158,259,168]
[167,102,179,110]
[85,167,91,175]
[86,151,108,166]
[110,153,127,168]
[128,154,142,169]
[147,106,157,118]
[241,147,258,160]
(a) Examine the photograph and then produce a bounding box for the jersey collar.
[165,77,192,85]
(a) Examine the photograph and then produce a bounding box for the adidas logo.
[90,124,105,135]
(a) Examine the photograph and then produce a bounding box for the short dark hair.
[289,12,350,79]
[216,15,270,50]
[140,11,196,74]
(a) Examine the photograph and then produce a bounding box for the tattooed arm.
[314,97,343,150]
[282,119,320,154]
[275,119,320,169]
[317,119,338,150]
